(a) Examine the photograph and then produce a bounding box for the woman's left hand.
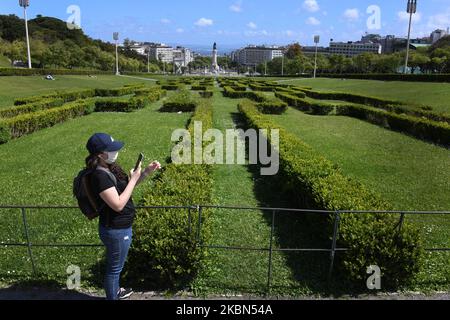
[144,161,162,175]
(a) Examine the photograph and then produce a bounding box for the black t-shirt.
[91,169,136,229]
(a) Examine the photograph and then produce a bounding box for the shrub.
[1,98,65,118]
[238,99,423,287]
[321,73,450,83]
[129,99,213,288]
[191,85,208,91]
[95,96,147,113]
[223,86,268,102]
[0,120,10,144]
[198,90,213,98]
[160,89,199,112]
[6,99,96,139]
[256,98,288,114]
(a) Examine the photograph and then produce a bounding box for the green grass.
[0,75,150,109]
[0,93,192,288]
[192,87,323,296]
[0,55,11,68]
[280,78,450,114]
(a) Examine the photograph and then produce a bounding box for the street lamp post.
[281,50,285,76]
[19,0,32,69]
[113,32,120,75]
[313,35,320,79]
[404,0,417,74]
[146,47,150,73]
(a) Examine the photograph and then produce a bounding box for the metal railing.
[0,205,449,291]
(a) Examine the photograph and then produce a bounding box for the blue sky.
[1,0,450,49]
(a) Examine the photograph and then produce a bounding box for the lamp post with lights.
[19,0,32,69]
[404,0,417,74]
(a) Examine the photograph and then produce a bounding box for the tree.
[409,52,430,74]
[285,43,302,59]
[3,40,26,66]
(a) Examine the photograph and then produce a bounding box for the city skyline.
[1,0,450,49]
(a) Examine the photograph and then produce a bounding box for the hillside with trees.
[0,14,161,72]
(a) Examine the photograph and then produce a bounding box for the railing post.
[328,210,340,282]
[21,207,37,277]
[398,212,405,232]
[188,206,192,234]
[197,205,202,245]
[267,210,276,293]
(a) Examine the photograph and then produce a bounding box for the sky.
[1,0,450,51]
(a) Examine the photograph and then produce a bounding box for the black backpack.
[73,168,117,220]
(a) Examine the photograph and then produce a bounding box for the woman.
[85,133,161,300]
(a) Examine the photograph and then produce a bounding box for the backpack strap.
[95,166,119,228]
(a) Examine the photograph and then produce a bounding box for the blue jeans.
[99,224,132,300]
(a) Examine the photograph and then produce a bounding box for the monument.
[211,42,220,73]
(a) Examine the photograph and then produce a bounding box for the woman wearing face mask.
[85,133,161,300]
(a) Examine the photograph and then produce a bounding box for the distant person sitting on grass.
[85,133,161,300]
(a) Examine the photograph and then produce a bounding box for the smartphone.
[134,153,144,171]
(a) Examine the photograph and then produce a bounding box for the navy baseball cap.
[86,133,124,154]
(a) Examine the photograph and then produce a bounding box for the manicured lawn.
[280,78,450,114]
[0,75,150,108]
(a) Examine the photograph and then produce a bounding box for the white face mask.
[104,151,119,164]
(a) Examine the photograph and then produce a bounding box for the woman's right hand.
[130,165,142,183]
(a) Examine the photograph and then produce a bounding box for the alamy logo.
[66,265,81,290]
[66,5,81,30]
[171,121,280,176]
[366,265,381,290]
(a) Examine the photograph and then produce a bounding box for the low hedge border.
[0,67,112,77]
[1,98,65,118]
[238,99,423,288]
[223,86,268,102]
[95,96,147,113]
[256,98,288,114]
[289,97,450,147]
[321,73,450,83]
[4,99,96,140]
[198,91,214,98]
[129,98,214,288]
[160,90,199,113]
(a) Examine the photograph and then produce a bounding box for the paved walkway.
[0,286,448,300]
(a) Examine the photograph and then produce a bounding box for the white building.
[172,46,194,67]
[431,29,449,44]
[146,45,173,64]
[329,41,382,57]
[232,46,283,66]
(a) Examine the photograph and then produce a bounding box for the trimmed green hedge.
[129,99,213,288]
[4,99,96,140]
[289,97,450,147]
[160,90,199,112]
[14,89,96,105]
[1,98,65,118]
[238,99,423,288]
[337,104,450,147]
[0,120,9,144]
[198,91,214,98]
[298,88,403,108]
[223,86,268,102]
[0,67,112,77]
[321,73,450,83]
[95,96,147,113]
[256,98,288,114]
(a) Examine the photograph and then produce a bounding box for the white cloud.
[195,18,213,27]
[230,2,242,13]
[344,8,360,21]
[247,22,257,29]
[306,17,321,26]
[303,0,319,13]
[176,28,184,33]
[398,11,422,23]
[245,29,269,37]
[161,18,171,24]
[284,30,295,37]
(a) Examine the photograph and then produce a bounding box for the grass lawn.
[0,56,10,68]
[0,92,192,288]
[0,75,150,109]
[193,87,328,296]
[279,78,450,114]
